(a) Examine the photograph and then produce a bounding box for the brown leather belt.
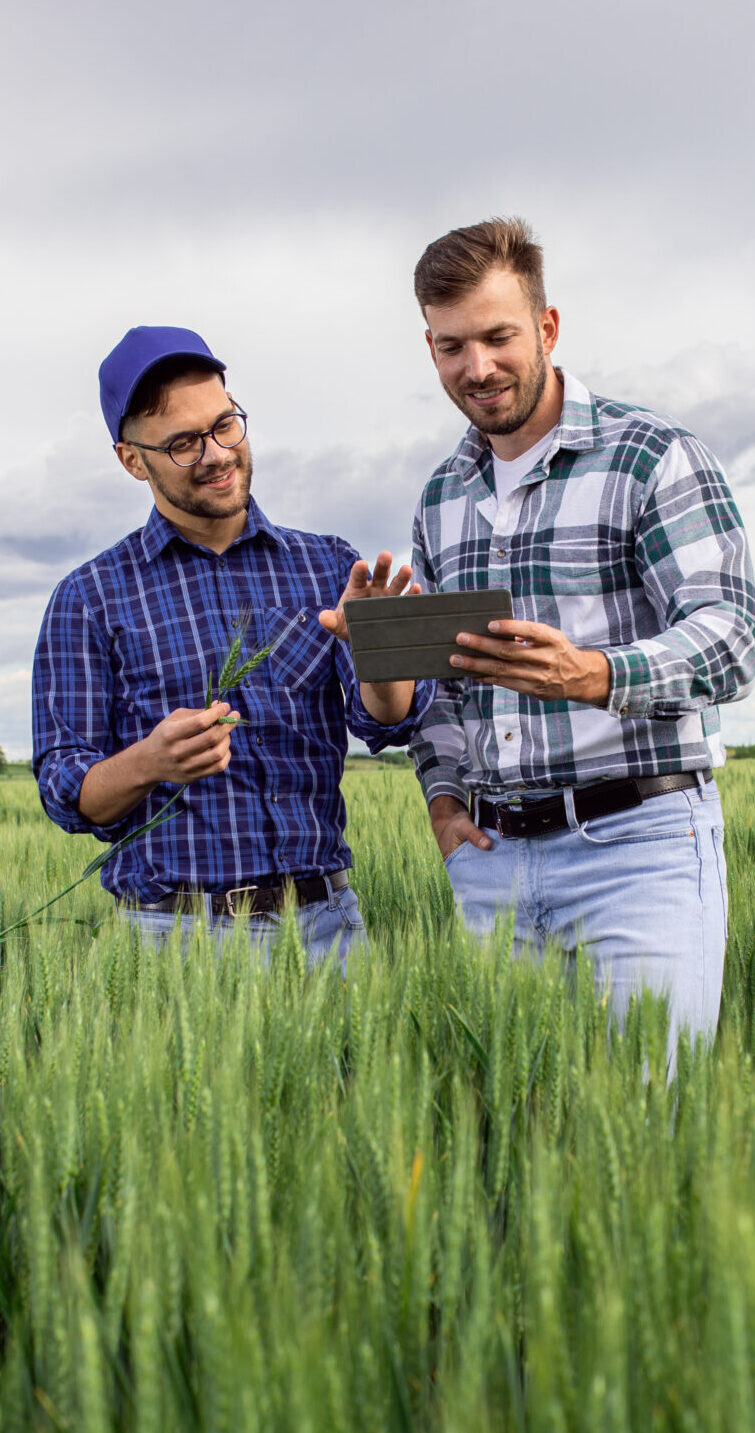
[473,770,711,838]
[124,869,350,918]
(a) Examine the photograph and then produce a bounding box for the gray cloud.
[3,0,754,236]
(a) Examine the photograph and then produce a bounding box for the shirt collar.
[140,496,290,563]
[448,368,605,491]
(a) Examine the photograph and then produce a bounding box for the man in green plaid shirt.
[409,216,755,1058]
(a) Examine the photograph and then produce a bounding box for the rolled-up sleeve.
[338,654,436,753]
[32,577,127,841]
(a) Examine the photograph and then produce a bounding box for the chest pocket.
[265,606,336,691]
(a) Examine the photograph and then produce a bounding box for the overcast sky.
[2,0,754,757]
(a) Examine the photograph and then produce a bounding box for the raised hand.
[318,551,421,642]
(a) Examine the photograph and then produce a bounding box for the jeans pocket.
[331,888,366,931]
[576,791,696,847]
[443,840,471,869]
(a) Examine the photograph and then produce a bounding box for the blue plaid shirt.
[33,500,434,902]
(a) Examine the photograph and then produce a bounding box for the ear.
[539,306,560,357]
[115,441,150,483]
[425,329,438,369]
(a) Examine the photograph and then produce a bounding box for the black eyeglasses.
[127,404,248,468]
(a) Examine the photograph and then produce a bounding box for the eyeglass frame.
[121,402,248,467]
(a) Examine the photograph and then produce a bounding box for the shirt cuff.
[348,678,437,753]
[604,648,656,720]
[415,763,468,810]
[37,751,128,842]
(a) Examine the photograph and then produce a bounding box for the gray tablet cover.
[343,589,513,681]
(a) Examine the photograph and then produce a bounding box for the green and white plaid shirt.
[410,370,755,806]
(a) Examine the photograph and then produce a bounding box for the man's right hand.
[140,703,240,785]
[429,793,492,860]
[78,702,240,827]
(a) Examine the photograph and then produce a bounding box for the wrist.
[429,793,467,834]
[576,650,610,706]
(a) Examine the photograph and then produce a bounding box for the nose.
[199,432,232,465]
[463,343,498,385]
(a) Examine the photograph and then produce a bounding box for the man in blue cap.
[32,326,435,960]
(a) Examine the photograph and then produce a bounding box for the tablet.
[343,589,513,682]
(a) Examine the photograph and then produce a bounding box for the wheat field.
[0,760,753,1431]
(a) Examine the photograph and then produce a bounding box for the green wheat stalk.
[0,610,280,942]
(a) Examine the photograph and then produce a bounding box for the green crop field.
[0,761,754,1432]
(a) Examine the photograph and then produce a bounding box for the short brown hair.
[414,216,546,316]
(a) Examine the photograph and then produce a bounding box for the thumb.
[318,608,338,631]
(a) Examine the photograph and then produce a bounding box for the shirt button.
[218,558,226,568]
[504,731,514,741]
[271,794,278,803]
[256,735,263,745]
[497,547,507,557]
[620,706,629,715]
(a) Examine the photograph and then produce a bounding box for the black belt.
[124,869,350,918]
[473,770,711,838]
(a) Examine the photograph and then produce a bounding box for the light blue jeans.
[119,875,366,973]
[444,778,728,1055]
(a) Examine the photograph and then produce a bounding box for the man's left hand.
[318,551,421,642]
[449,618,610,706]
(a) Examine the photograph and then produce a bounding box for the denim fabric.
[443,778,727,1055]
[120,876,366,974]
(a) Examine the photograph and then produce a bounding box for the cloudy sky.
[2,0,754,758]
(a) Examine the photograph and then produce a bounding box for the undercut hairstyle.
[121,356,226,438]
[414,216,547,317]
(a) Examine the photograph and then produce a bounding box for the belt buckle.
[494,796,523,838]
[225,885,258,918]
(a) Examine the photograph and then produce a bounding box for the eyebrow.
[434,322,521,343]
[160,402,237,445]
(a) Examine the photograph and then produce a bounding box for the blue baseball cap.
[98,325,226,442]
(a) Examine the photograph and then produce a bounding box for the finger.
[449,652,543,679]
[486,618,556,643]
[370,551,393,586]
[346,560,371,593]
[318,608,339,631]
[386,564,415,596]
[454,632,526,660]
[453,814,492,851]
[167,702,231,738]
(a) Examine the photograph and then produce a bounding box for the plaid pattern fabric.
[410,370,755,805]
[33,500,434,902]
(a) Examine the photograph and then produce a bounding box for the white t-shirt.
[492,426,558,506]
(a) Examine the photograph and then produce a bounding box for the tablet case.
[343,589,513,681]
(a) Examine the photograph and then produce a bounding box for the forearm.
[358,679,416,725]
[78,701,237,825]
[78,740,160,826]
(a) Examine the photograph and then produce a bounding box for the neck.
[488,365,564,462]
[155,502,248,554]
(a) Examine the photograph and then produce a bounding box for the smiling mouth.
[467,385,512,401]
[198,465,236,487]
